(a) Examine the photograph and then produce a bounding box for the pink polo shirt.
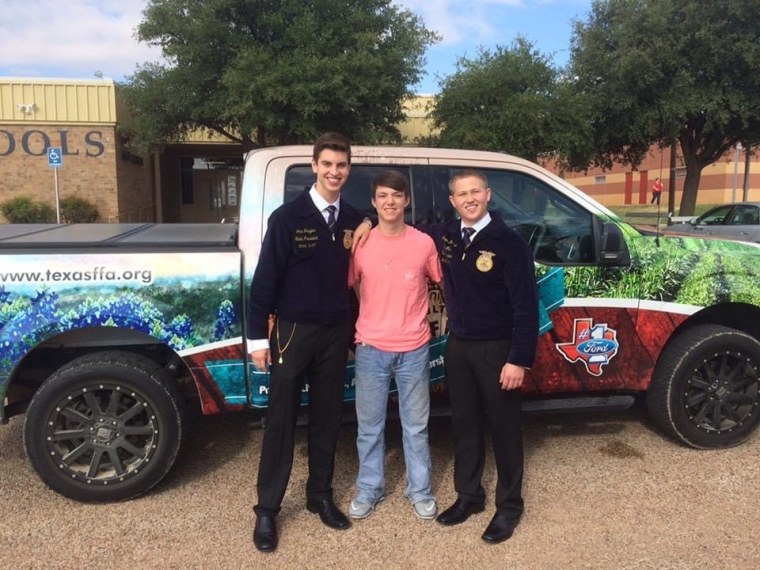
[349,226,442,352]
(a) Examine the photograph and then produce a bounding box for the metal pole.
[54,167,61,223]
[732,142,742,203]
[743,143,751,202]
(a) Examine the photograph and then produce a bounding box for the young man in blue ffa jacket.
[247,132,363,553]
[432,169,539,544]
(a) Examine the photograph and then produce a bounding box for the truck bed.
[0,223,237,249]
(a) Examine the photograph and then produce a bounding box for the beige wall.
[0,79,118,124]
[399,95,437,143]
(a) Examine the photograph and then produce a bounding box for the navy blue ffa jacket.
[429,216,539,369]
[247,189,362,340]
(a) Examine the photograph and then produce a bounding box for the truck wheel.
[646,324,760,448]
[23,351,183,502]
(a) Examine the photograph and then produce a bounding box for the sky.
[0,0,592,94]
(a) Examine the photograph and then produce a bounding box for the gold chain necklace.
[275,320,297,364]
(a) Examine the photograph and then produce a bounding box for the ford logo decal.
[577,339,617,354]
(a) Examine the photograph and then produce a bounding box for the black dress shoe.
[253,514,278,552]
[306,498,351,530]
[435,498,485,526]
[481,512,519,544]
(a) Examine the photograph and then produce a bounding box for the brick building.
[0,77,244,224]
[544,145,760,210]
[0,78,156,222]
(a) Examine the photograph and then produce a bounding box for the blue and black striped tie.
[462,227,475,247]
[326,205,337,233]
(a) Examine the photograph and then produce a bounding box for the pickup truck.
[2,146,760,503]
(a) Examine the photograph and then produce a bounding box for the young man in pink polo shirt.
[348,170,442,520]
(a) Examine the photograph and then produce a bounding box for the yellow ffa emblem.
[343,229,354,250]
[476,250,495,272]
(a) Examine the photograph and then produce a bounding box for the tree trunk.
[256,127,267,148]
[678,158,703,216]
[667,140,677,215]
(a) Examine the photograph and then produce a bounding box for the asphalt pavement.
[1,404,759,569]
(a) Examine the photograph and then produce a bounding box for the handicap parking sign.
[47,147,63,168]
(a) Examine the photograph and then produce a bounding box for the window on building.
[594,175,606,184]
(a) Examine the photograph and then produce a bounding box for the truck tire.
[23,351,183,502]
[646,324,760,448]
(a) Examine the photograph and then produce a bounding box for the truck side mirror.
[600,222,631,266]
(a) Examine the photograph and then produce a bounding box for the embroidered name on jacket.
[440,236,455,264]
[294,227,319,249]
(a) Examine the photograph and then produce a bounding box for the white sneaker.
[413,498,438,520]
[348,496,383,519]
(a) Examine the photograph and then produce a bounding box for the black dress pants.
[444,334,524,519]
[254,320,352,516]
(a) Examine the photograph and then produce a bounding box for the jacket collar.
[446,211,506,244]
[292,188,324,219]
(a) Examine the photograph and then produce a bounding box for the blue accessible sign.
[47,147,63,168]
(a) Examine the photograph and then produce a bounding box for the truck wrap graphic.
[0,252,244,410]
[234,233,760,406]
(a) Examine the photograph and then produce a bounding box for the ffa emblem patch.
[343,229,354,250]
[555,318,619,376]
[476,250,495,272]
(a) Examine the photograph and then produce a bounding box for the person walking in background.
[347,170,442,522]
[247,132,362,553]
[431,169,539,544]
[651,177,663,205]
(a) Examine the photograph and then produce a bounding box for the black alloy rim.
[684,350,759,435]
[43,383,159,485]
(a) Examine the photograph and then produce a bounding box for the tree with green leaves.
[119,0,438,150]
[570,0,760,215]
[429,38,590,163]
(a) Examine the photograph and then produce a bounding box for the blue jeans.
[354,343,433,505]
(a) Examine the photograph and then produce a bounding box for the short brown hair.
[371,170,410,198]
[313,132,352,163]
[448,169,489,194]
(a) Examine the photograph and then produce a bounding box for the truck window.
[430,167,595,265]
[285,165,421,223]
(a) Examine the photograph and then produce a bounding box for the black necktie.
[326,205,337,232]
[462,227,475,247]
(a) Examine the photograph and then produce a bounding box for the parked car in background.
[668,202,760,243]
